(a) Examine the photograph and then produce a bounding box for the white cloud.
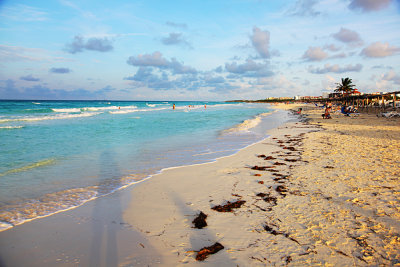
[361,42,400,58]
[65,36,114,54]
[127,52,169,67]
[382,70,400,85]
[302,46,328,61]
[161,33,192,48]
[332,28,363,46]
[127,52,197,74]
[324,44,341,52]
[321,75,337,91]
[125,52,199,90]
[308,63,363,74]
[348,0,392,12]
[49,67,72,74]
[330,52,347,59]
[20,75,40,82]
[225,59,273,77]
[250,27,271,58]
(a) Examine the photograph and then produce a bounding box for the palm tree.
[335,77,356,95]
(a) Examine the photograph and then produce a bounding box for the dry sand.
[0,104,399,266]
[122,103,400,266]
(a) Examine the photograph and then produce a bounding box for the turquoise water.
[0,100,289,231]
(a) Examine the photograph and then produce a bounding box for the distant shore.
[0,104,399,266]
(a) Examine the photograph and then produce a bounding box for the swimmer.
[173,103,175,110]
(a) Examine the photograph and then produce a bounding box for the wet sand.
[0,104,399,266]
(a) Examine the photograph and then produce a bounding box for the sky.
[0,0,399,100]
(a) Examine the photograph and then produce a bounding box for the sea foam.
[0,126,24,130]
[0,112,101,123]
[223,112,272,134]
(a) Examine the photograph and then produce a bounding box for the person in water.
[173,103,175,110]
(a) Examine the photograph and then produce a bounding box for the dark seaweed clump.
[192,211,208,229]
[212,200,246,212]
[196,242,224,261]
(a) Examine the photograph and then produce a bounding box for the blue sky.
[0,0,399,100]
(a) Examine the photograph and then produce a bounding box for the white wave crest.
[52,108,82,112]
[0,112,100,123]
[109,109,138,114]
[223,112,271,134]
[0,126,24,129]
[146,103,169,108]
[52,105,137,113]
[137,107,170,112]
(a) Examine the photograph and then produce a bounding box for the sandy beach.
[0,104,399,266]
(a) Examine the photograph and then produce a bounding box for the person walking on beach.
[322,102,332,119]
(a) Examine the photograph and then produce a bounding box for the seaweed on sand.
[263,224,300,244]
[211,200,246,212]
[251,165,274,170]
[275,185,288,196]
[256,193,277,205]
[192,211,208,229]
[257,155,277,160]
[196,242,225,261]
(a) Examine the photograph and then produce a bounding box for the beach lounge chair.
[341,106,359,117]
[341,106,350,116]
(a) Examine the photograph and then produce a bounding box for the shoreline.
[0,106,306,266]
[0,104,399,266]
[0,107,287,233]
[122,109,316,266]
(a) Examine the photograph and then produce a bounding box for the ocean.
[0,100,291,231]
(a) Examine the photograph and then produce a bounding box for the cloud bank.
[0,79,115,100]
